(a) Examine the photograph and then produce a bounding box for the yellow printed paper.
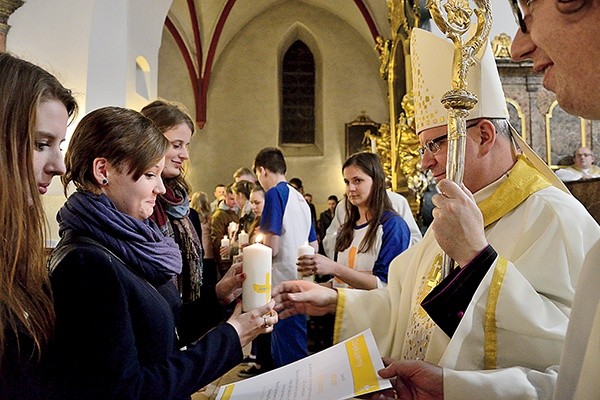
[220,384,235,400]
[345,334,380,395]
[215,329,390,400]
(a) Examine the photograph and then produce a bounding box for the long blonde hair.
[0,53,77,364]
[190,191,212,225]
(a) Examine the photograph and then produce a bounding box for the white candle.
[297,242,315,281]
[242,242,272,312]
[298,241,315,257]
[370,137,377,153]
[228,221,238,238]
[221,235,230,260]
[238,230,249,247]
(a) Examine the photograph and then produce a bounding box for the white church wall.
[8,0,172,243]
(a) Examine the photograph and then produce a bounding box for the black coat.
[42,231,242,400]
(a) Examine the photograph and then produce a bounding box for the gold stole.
[426,154,552,288]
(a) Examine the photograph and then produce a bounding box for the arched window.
[281,40,315,145]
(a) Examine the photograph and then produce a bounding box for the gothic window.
[281,40,315,145]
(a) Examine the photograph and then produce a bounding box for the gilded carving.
[380,0,421,200]
[492,33,512,59]
[375,36,392,81]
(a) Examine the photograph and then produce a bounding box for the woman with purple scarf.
[45,107,277,400]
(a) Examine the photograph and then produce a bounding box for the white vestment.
[335,160,600,400]
[555,165,600,182]
[553,239,600,400]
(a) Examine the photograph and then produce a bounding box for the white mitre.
[410,27,569,193]
[411,27,508,134]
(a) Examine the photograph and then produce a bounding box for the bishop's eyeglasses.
[509,0,533,33]
[418,121,480,156]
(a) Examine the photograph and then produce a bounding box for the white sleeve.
[322,199,346,259]
[387,190,422,245]
[444,365,559,400]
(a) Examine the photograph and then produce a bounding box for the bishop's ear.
[476,119,497,156]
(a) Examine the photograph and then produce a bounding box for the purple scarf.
[57,190,182,286]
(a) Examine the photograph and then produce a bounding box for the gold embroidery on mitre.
[402,253,443,360]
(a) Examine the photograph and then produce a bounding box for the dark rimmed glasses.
[418,121,480,156]
[510,0,532,33]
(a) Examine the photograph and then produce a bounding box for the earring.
[101,178,108,185]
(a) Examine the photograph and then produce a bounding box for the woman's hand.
[226,300,277,347]
[216,262,245,305]
[297,254,339,277]
[272,280,338,318]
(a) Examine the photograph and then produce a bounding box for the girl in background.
[297,152,411,289]
[247,185,265,242]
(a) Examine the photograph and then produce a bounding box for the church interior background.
[2,0,598,242]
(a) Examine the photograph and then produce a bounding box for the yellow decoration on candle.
[253,272,271,304]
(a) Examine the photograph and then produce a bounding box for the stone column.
[0,0,24,53]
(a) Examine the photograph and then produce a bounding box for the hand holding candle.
[238,230,249,247]
[220,235,230,260]
[242,242,272,312]
[297,241,315,281]
[228,221,238,239]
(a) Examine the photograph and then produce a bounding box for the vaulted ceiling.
[162,0,396,127]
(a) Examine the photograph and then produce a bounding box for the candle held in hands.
[297,241,315,257]
[221,236,230,260]
[297,242,315,281]
[242,242,272,312]
[238,230,249,247]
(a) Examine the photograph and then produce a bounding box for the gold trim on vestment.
[478,155,552,228]
[484,256,508,369]
[478,156,551,367]
[333,288,346,344]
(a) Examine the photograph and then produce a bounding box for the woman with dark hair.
[0,52,77,399]
[220,180,256,263]
[232,180,256,238]
[46,106,276,400]
[247,184,266,242]
[141,99,204,302]
[297,152,411,289]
